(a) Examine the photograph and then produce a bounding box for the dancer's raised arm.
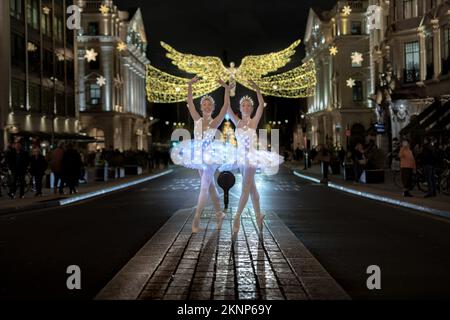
[187,76,201,122]
[210,79,231,129]
[227,97,240,127]
[249,80,265,127]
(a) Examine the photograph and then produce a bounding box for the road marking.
[59,170,174,206]
[293,171,450,220]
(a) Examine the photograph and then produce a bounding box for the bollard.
[217,171,236,210]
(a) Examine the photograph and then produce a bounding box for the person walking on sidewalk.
[30,147,48,197]
[7,142,30,199]
[353,143,366,183]
[62,144,82,195]
[399,139,416,197]
[51,142,65,195]
[315,144,331,184]
[421,137,437,198]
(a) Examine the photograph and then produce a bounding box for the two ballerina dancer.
[171,77,283,236]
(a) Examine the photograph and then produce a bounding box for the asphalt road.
[0,166,449,300]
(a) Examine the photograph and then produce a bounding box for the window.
[404,41,420,83]
[87,22,99,36]
[443,27,450,74]
[11,33,25,70]
[28,42,40,74]
[56,92,65,116]
[29,84,41,112]
[42,88,53,115]
[54,16,63,42]
[66,94,75,117]
[11,79,26,110]
[43,50,54,78]
[352,81,363,101]
[426,35,434,80]
[26,0,39,30]
[351,21,362,35]
[10,0,23,20]
[89,83,101,105]
[403,0,417,19]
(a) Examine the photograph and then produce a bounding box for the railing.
[403,68,420,84]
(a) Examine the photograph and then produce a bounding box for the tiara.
[239,95,254,106]
[200,95,215,105]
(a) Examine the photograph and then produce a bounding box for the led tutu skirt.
[171,125,237,170]
[219,129,284,172]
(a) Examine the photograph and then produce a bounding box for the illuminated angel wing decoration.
[235,39,301,80]
[146,39,315,103]
[240,59,317,98]
[160,41,229,81]
[146,65,221,103]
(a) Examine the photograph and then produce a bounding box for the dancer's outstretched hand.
[188,76,199,85]
[217,79,230,90]
[249,79,260,91]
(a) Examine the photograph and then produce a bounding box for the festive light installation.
[146,39,316,103]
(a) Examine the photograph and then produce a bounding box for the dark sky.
[113,0,337,141]
[115,0,336,71]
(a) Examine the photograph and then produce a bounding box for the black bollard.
[217,171,236,210]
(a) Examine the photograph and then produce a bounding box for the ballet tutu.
[219,148,284,173]
[171,139,237,170]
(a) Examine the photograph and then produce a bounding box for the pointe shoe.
[232,214,241,236]
[256,213,266,231]
[192,214,201,234]
[215,211,226,230]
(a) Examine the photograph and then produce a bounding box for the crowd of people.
[0,142,171,200]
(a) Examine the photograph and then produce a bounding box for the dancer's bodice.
[235,119,257,152]
[194,118,216,146]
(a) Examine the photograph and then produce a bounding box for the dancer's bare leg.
[250,179,265,231]
[198,170,225,229]
[193,166,215,233]
[233,166,257,235]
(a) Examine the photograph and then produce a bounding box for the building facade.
[383,0,450,141]
[0,0,79,150]
[76,0,150,152]
[304,0,375,149]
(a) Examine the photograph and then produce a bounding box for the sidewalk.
[0,168,173,216]
[286,162,450,219]
[96,206,350,300]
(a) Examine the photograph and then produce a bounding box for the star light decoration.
[346,78,356,88]
[96,76,106,87]
[27,42,38,52]
[329,46,338,56]
[56,52,65,62]
[99,4,109,15]
[42,6,51,15]
[84,49,98,62]
[351,52,364,65]
[342,5,352,16]
[117,42,127,52]
[146,39,316,103]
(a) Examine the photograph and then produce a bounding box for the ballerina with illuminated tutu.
[223,80,284,236]
[170,76,232,233]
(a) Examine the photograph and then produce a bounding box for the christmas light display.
[146,40,316,103]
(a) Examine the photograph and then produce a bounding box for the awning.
[399,99,441,136]
[426,100,450,134]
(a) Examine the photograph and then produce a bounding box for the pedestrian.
[420,137,437,198]
[295,144,302,161]
[7,142,30,199]
[51,142,65,195]
[353,143,367,183]
[62,144,82,195]
[30,147,48,197]
[399,139,415,197]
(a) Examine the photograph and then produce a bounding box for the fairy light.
[147,39,316,103]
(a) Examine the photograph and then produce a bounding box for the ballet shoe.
[215,211,226,230]
[192,214,201,234]
[256,213,266,231]
[232,214,241,236]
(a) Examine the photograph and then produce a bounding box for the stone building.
[0,0,80,150]
[76,0,150,152]
[304,0,375,149]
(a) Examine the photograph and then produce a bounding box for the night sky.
[114,0,337,142]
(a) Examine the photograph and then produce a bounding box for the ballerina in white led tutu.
[170,76,232,233]
[223,80,284,237]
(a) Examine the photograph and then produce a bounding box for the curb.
[293,170,450,219]
[0,169,174,216]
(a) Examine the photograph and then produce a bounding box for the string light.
[147,40,316,103]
